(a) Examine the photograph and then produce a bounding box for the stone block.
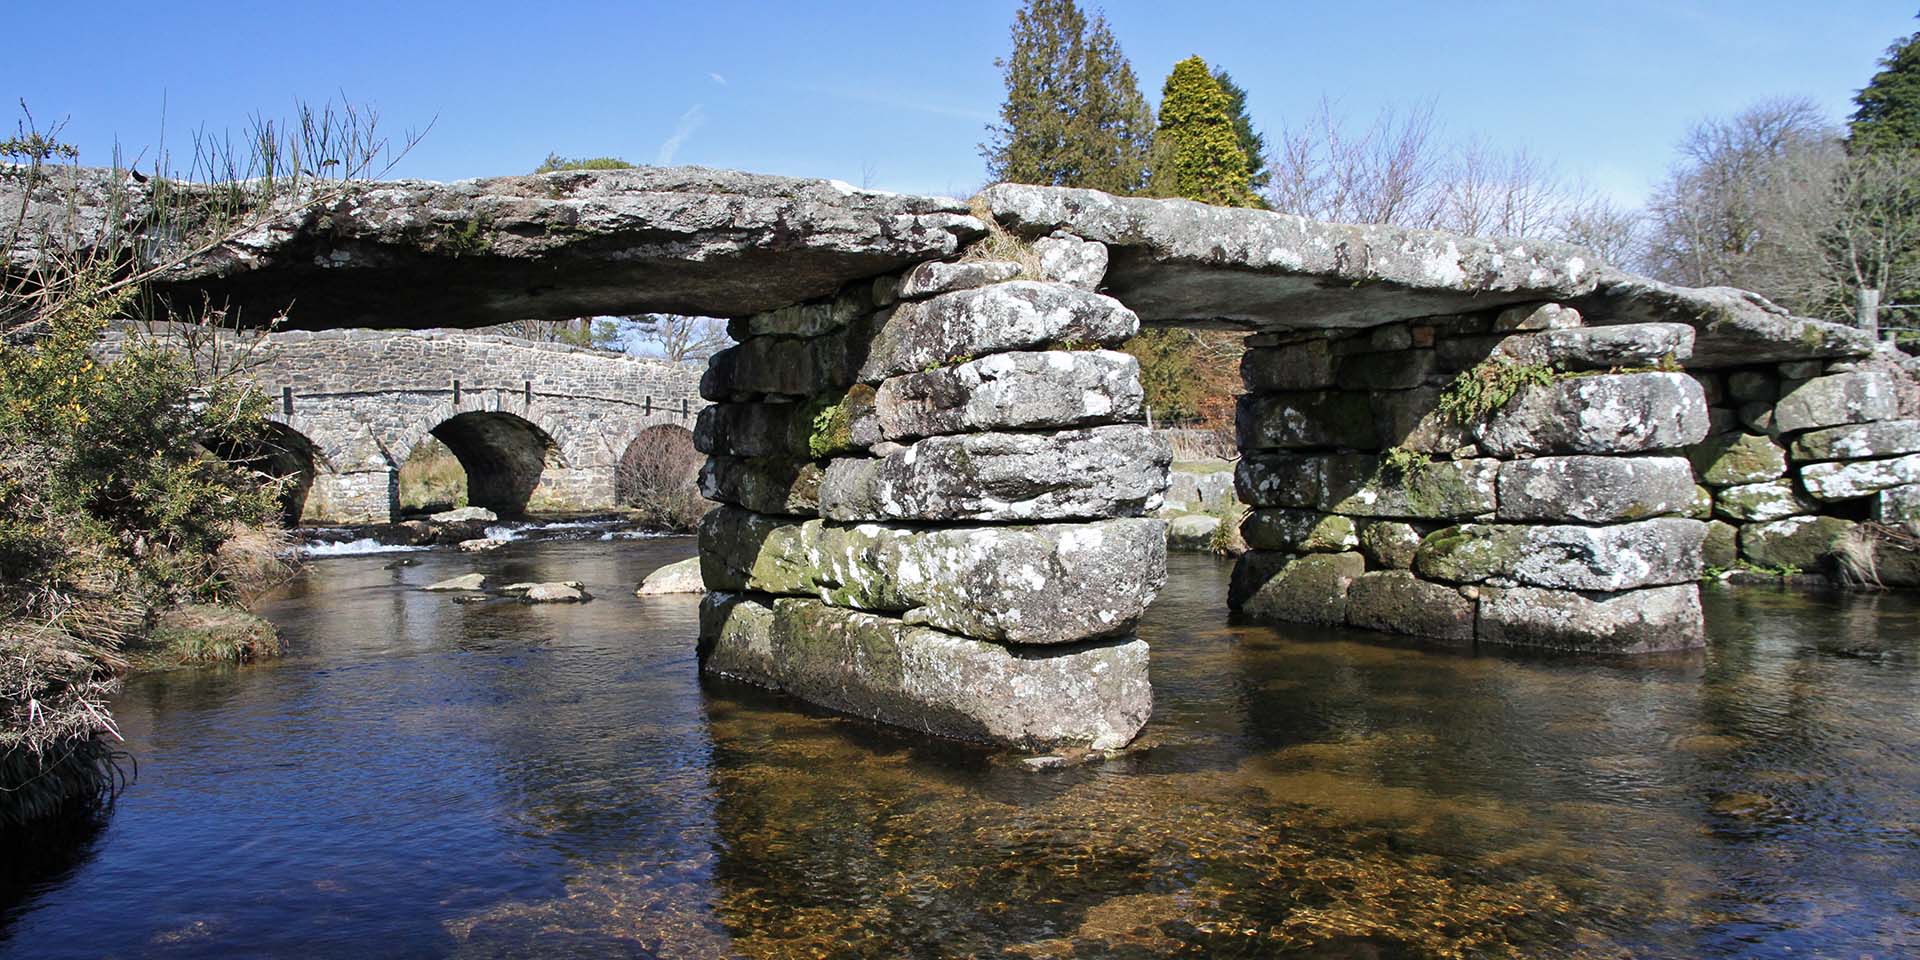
[820,425,1170,522]
[1737,401,1775,434]
[700,331,855,401]
[1687,432,1787,486]
[1240,509,1358,553]
[743,287,871,338]
[1167,513,1222,551]
[1726,370,1777,403]
[1414,518,1705,591]
[1476,372,1708,457]
[1493,322,1694,370]
[1689,485,1714,520]
[698,593,1152,751]
[1712,480,1819,522]
[1876,484,1920,525]
[1695,372,1725,406]
[1235,391,1379,450]
[853,350,1141,445]
[1335,349,1437,390]
[1778,360,1824,380]
[892,260,1023,300]
[1706,406,1742,436]
[1357,520,1422,569]
[1345,571,1475,640]
[1234,453,1497,519]
[1789,420,1920,462]
[1476,584,1704,653]
[1233,551,1365,625]
[858,281,1137,382]
[700,456,823,516]
[1493,303,1582,331]
[697,508,1165,645]
[1799,453,1920,501]
[1033,235,1109,289]
[1739,516,1856,572]
[693,400,817,458]
[1241,340,1336,392]
[1772,372,1898,433]
[1369,387,1473,454]
[1495,456,1696,523]
[1703,520,1739,569]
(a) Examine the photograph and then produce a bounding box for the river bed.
[2,539,1917,958]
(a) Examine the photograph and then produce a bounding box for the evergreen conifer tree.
[1852,29,1920,152]
[1211,68,1271,200]
[982,0,1155,195]
[1148,56,1258,207]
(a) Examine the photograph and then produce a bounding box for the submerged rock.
[522,582,591,603]
[635,557,706,596]
[424,573,489,591]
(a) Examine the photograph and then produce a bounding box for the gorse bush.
[1,99,420,829]
[0,275,285,828]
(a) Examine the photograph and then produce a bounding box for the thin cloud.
[657,105,706,165]
[709,72,728,85]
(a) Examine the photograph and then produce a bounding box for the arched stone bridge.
[106,328,707,524]
[17,165,1914,753]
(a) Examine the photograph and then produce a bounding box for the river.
[2,538,1917,958]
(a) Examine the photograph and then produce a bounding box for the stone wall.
[1687,359,1920,585]
[695,251,1167,752]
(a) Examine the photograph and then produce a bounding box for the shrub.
[1,100,418,829]
[616,425,711,531]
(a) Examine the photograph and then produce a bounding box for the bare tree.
[1436,141,1567,238]
[1641,98,1837,297]
[627,314,732,363]
[1267,98,1444,227]
[1263,98,1623,261]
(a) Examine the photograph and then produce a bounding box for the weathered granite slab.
[699,593,1151,750]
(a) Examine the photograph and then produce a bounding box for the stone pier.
[695,263,1166,750]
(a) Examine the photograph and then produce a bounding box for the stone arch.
[415,410,562,517]
[220,419,325,526]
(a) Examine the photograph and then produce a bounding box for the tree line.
[981,0,1920,427]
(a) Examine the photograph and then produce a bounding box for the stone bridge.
[14,166,1916,753]
[103,327,707,524]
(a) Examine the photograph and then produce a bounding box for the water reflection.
[2,548,1917,958]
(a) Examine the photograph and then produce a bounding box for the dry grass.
[0,623,127,828]
[961,196,1044,278]
[398,437,468,513]
[215,523,300,605]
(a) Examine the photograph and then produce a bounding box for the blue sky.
[11,1,1917,207]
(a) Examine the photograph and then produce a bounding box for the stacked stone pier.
[1229,308,1711,652]
[695,258,1167,751]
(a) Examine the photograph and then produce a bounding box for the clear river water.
[2,537,1917,958]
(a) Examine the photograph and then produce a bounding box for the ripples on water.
[1,542,1917,958]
